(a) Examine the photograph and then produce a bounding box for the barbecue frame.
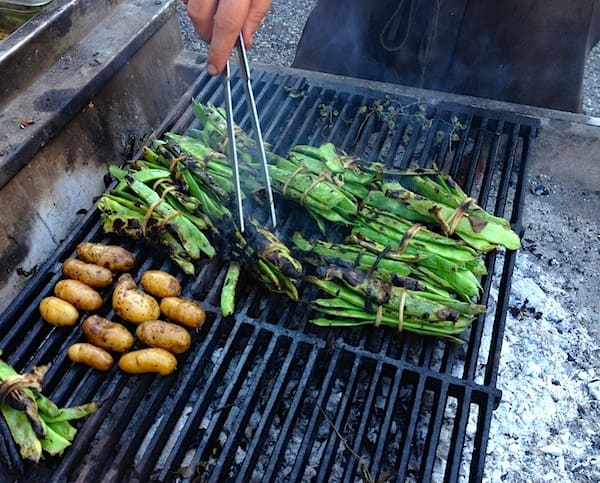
[0,64,540,482]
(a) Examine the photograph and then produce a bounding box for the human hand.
[184,0,273,75]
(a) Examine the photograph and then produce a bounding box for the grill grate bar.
[443,111,475,174]
[189,327,276,479]
[484,249,518,387]
[419,379,450,481]
[49,372,133,481]
[104,376,172,479]
[233,338,302,481]
[288,346,346,480]
[415,108,449,167]
[152,317,249,480]
[369,363,406,478]
[496,124,522,220]
[128,310,229,480]
[315,353,363,481]
[453,115,489,194]
[444,386,472,481]
[467,393,493,482]
[343,358,385,480]
[261,345,321,481]
[464,250,498,382]
[475,122,505,212]
[338,95,369,152]
[395,370,428,480]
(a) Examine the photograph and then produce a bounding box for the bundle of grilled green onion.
[97,100,520,342]
[0,353,97,463]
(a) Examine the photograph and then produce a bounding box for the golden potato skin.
[39,296,79,326]
[76,242,135,272]
[68,343,114,371]
[140,270,182,298]
[113,274,160,324]
[62,258,113,288]
[160,297,206,329]
[135,320,191,355]
[118,348,177,376]
[54,279,103,312]
[82,315,134,353]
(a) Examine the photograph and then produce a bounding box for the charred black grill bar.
[0,66,539,482]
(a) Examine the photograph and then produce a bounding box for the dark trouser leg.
[293,0,398,82]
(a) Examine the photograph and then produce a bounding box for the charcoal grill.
[0,62,539,482]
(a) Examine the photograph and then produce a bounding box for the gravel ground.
[176,2,600,481]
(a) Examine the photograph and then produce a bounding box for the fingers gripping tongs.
[221,34,277,233]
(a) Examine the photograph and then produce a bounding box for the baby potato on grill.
[54,279,103,312]
[76,242,135,272]
[118,348,177,376]
[39,296,79,326]
[68,343,114,371]
[135,320,191,355]
[62,258,113,288]
[82,315,134,353]
[140,270,182,298]
[113,273,160,324]
[160,296,206,329]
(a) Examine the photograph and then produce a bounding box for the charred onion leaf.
[0,354,98,463]
[221,261,241,317]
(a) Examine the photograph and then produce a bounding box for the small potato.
[54,279,103,312]
[39,296,79,326]
[160,297,205,329]
[76,242,135,272]
[82,315,134,353]
[62,258,113,288]
[135,320,191,355]
[112,273,160,324]
[118,348,177,376]
[140,270,182,298]
[68,343,114,371]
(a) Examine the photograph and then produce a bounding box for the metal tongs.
[221,34,277,233]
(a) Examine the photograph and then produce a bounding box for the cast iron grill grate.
[0,67,539,482]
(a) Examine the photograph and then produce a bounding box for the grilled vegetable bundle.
[96,100,521,341]
[97,134,303,305]
[0,354,98,463]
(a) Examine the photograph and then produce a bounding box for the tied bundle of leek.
[0,353,98,463]
[97,99,521,341]
[97,138,303,315]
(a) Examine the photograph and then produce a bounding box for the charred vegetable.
[0,353,98,463]
[221,261,240,318]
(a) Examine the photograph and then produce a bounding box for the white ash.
[483,252,600,482]
[234,446,247,465]
[210,347,224,366]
